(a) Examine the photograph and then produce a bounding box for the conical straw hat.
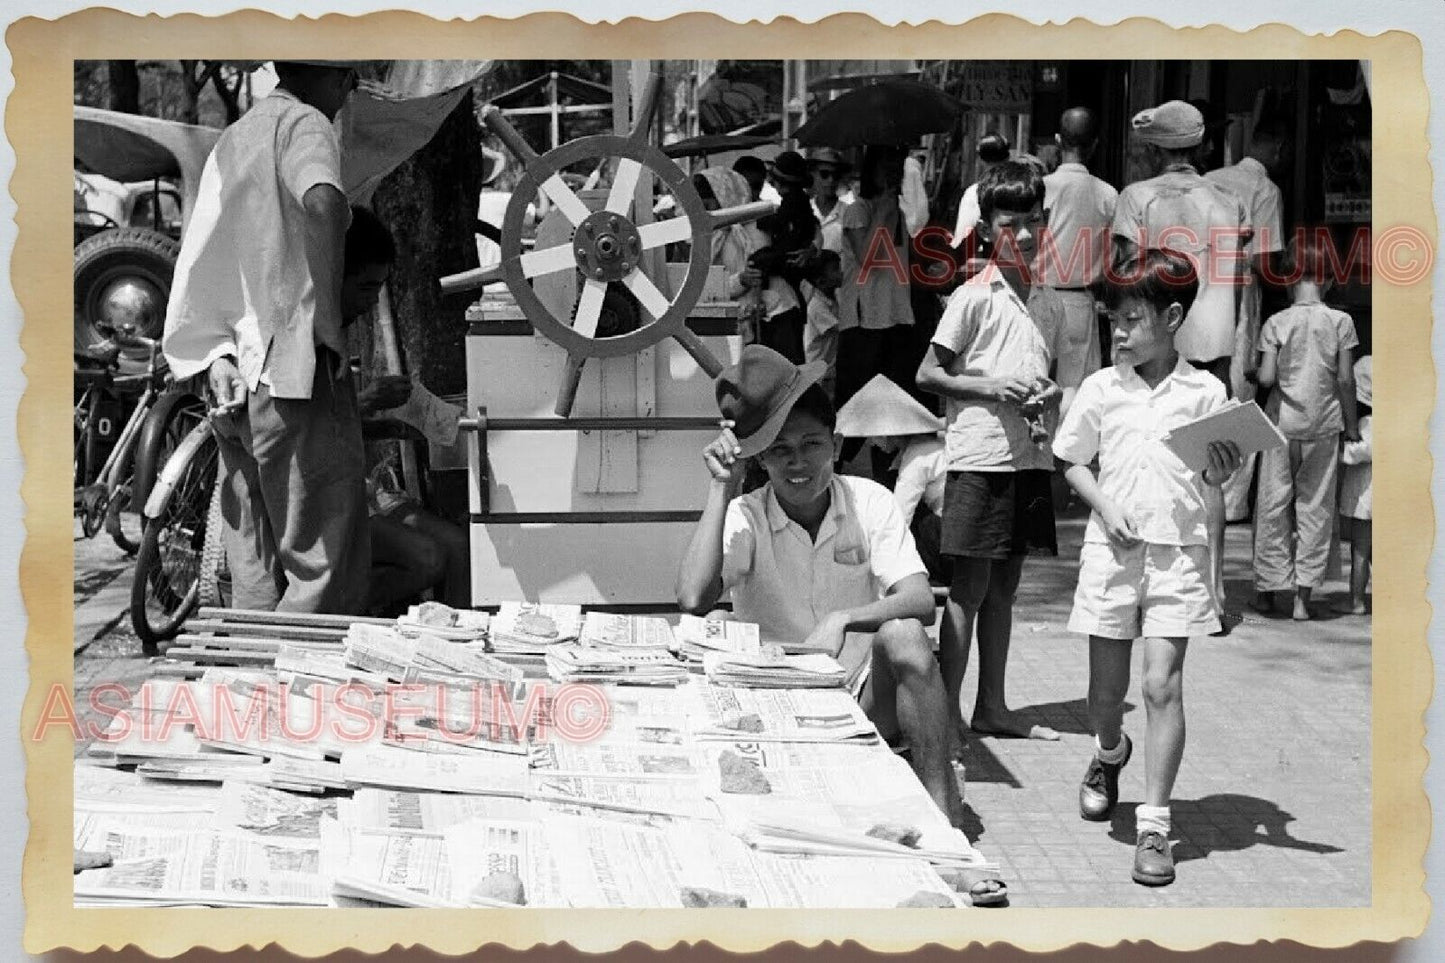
[835,375,944,438]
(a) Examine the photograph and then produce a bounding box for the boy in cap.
[163,60,366,614]
[917,160,1063,752]
[1053,249,1242,886]
[676,346,965,830]
[1111,99,1249,612]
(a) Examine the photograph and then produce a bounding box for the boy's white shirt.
[931,274,1055,472]
[718,475,926,656]
[1052,357,1227,547]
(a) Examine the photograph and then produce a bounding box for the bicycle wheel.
[107,395,203,556]
[197,477,231,608]
[131,429,218,654]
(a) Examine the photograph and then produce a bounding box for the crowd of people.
[157,65,1371,896]
[679,96,1371,889]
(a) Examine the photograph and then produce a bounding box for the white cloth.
[949,182,980,249]
[900,154,929,238]
[1111,165,1249,362]
[1040,162,1117,289]
[720,475,926,649]
[1339,415,1372,520]
[812,196,849,253]
[892,435,947,521]
[1052,357,1227,547]
[931,275,1055,472]
[163,90,347,400]
[1204,157,1283,259]
[839,196,914,332]
[1068,541,1220,639]
[803,286,840,384]
[1259,301,1359,439]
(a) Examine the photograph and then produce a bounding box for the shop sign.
[958,63,1033,111]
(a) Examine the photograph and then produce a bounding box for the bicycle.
[73,324,204,555]
[130,407,228,653]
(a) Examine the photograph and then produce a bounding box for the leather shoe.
[1079,733,1131,821]
[1132,830,1176,886]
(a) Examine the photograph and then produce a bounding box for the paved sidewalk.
[73,509,1371,906]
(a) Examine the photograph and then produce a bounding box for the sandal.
[968,878,1009,907]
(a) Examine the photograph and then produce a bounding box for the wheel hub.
[97,275,165,336]
[573,210,642,283]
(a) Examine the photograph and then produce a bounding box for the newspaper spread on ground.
[75,763,223,812]
[73,821,332,906]
[212,780,340,840]
[341,744,529,797]
[689,686,879,743]
[529,740,704,780]
[338,788,532,834]
[750,851,964,908]
[441,819,543,906]
[329,828,455,907]
[542,814,768,907]
[527,773,719,821]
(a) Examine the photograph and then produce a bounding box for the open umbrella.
[794,80,963,148]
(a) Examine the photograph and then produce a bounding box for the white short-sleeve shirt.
[931,275,1056,472]
[163,90,348,400]
[720,475,926,647]
[1052,357,1227,546]
[1258,301,1360,439]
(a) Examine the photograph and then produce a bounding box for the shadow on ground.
[1107,794,1346,862]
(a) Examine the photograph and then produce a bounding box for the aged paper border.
[15,9,1432,956]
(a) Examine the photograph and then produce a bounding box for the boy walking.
[1253,234,1359,620]
[917,161,1063,752]
[1052,249,1242,886]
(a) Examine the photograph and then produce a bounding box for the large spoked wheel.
[441,75,775,416]
[131,424,219,654]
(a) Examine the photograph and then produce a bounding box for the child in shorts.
[1052,249,1242,886]
[1335,355,1372,615]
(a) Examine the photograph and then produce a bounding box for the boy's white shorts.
[1067,541,1221,640]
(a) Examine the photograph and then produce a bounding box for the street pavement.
[72,506,1371,907]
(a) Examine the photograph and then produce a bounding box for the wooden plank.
[195,608,394,628]
[173,634,341,652]
[163,648,278,666]
[185,620,349,642]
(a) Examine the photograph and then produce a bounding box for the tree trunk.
[177,60,203,125]
[106,61,140,113]
[370,90,484,397]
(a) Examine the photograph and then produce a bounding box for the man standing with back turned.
[163,60,368,614]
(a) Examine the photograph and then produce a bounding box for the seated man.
[676,345,965,829]
[341,208,471,612]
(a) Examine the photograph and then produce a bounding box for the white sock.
[1136,804,1171,838]
[1095,734,1128,764]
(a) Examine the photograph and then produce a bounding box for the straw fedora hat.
[715,346,828,458]
[835,375,943,438]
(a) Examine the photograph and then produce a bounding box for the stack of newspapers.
[544,645,689,686]
[702,648,847,688]
[673,614,761,664]
[342,622,522,693]
[396,601,490,642]
[488,602,584,657]
[577,612,678,652]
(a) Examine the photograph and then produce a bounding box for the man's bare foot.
[948,721,970,761]
[1292,594,1312,621]
[971,711,1060,741]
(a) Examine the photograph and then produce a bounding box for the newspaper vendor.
[162,60,367,614]
[675,346,967,832]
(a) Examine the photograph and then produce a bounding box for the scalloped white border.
[3,4,1443,959]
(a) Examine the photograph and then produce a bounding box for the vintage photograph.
[63,54,1380,917]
